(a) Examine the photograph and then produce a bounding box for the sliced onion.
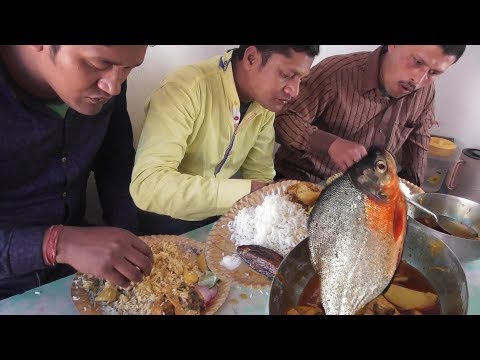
[194,284,218,307]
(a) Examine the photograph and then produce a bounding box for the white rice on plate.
[227,193,308,257]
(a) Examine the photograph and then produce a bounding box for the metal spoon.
[406,197,478,239]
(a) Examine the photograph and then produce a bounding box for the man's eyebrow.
[91,57,143,68]
[416,54,444,74]
[291,68,310,78]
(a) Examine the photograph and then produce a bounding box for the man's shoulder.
[162,55,222,88]
[321,51,370,68]
[310,51,370,80]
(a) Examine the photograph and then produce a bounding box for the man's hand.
[328,138,368,172]
[55,226,154,288]
[251,180,270,193]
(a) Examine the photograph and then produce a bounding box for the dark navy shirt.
[0,68,138,283]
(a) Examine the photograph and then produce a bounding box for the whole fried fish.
[308,148,407,315]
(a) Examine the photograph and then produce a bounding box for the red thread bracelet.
[44,224,64,266]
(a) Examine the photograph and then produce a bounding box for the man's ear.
[243,46,260,68]
[387,45,397,53]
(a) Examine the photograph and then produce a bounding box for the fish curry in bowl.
[269,221,468,315]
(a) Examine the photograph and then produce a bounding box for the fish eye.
[375,159,387,173]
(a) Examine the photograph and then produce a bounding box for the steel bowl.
[407,193,480,263]
[268,220,469,315]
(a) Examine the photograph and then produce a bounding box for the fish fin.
[393,192,407,267]
[393,192,407,244]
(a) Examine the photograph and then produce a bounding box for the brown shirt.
[274,46,436,186]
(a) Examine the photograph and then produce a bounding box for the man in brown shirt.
[274,45,466,186]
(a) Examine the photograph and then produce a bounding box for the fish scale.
[308,149,406,315]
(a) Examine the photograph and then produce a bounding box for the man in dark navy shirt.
[0,45,154,299]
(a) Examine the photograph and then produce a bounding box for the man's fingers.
[103,267,131,288]
[354,154,364,163]
[132,238,154,263]
[345,159,355,170]
[339,162,349,172]
[115,259,145,284]
[126,249,154,277]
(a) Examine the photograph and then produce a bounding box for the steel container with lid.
[446,148,480,203]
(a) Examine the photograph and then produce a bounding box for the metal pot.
[268,220,469,315]
[407,192,480,263]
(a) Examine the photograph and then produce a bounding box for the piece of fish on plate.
[308,147,407,315]
[236,244,284,279]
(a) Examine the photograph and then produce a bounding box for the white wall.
[127,45,478,153]
[433,46,479,151]
[316,45,377,63]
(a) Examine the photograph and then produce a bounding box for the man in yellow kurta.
[130,45,319,235]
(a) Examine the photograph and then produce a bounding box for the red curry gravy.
[295,260,441,315]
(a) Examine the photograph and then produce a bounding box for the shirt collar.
[218,49,241,107]
[360,46,386,95]
[219,49,234,71]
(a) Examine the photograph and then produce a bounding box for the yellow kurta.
[130,50,276,221]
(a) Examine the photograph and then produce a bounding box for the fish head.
[348,146,407,259]
[347,147,400,203]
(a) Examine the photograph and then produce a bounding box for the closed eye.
[86,61,110,71]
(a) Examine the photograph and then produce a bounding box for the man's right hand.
[328,138,368,172]
[55,226,154,288]
[251,180,269,193]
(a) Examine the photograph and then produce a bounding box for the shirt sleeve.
[398,94,436,186]
[239,112,276,181]
[93,82,138,233]
[0,224,47,280]
[130,80,252,222]
[274,61,338,156]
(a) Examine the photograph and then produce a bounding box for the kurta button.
[378,129,383,133]
[62,192,67,198]
[61,157,67,163]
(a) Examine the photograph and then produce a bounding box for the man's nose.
[410,68,429,86]
[97,68,125,96]
[285,78,301,98]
